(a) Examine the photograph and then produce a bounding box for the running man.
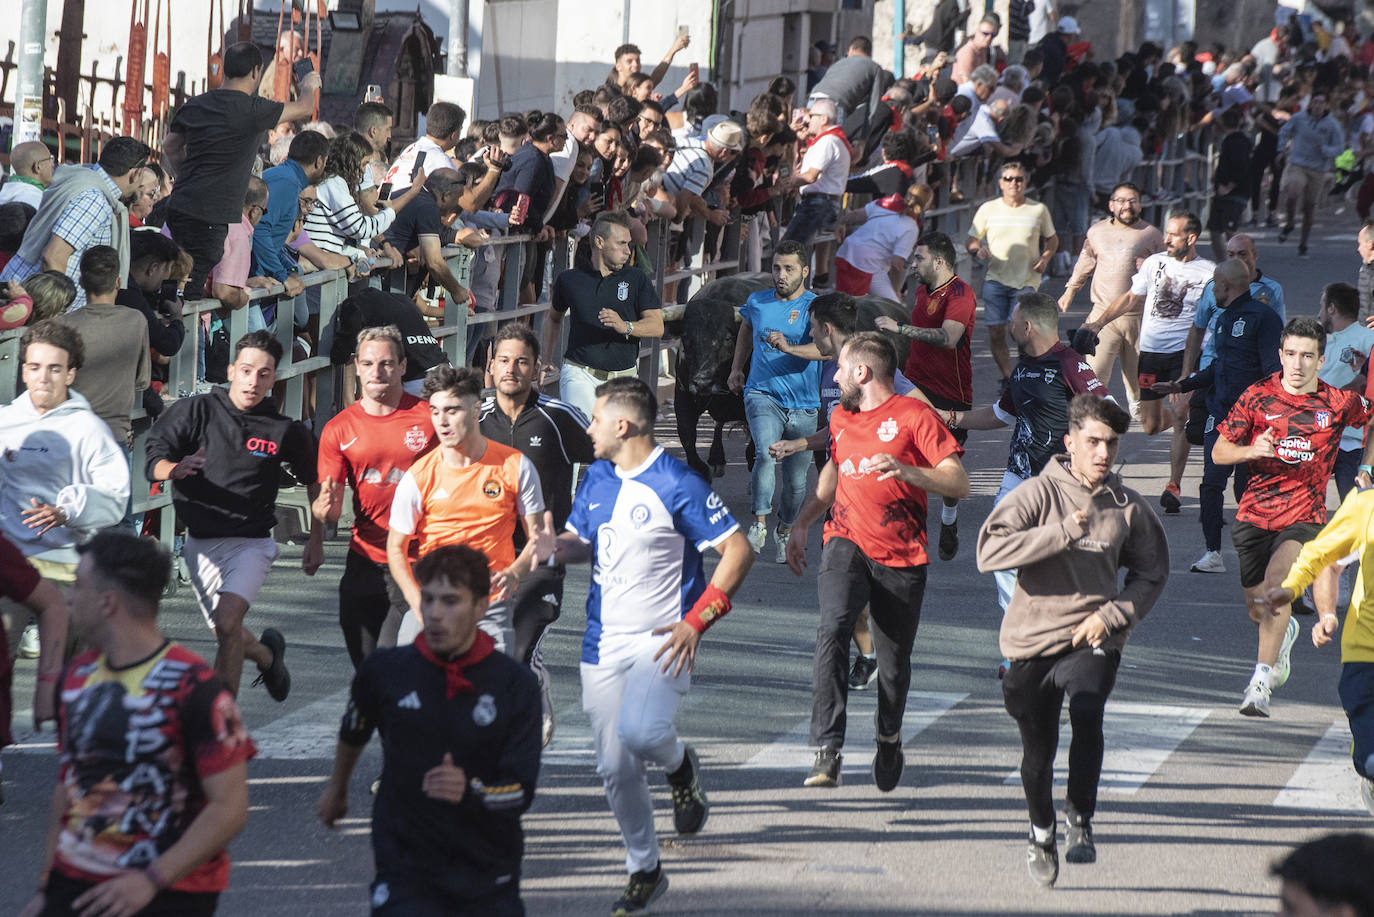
[146,330,320,699]
[1078,211,1215,513]
[479,322,595,746]
[978,395,1168,887]
[319,544,541,915]
[313,325,436,668]
[787,332,969,790]
[388,366,553,655]
[1265,486,1374,814]
[1209,317,1374,717]
[874,230,976,560]
[552,377,753,916]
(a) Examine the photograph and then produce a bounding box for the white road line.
[1003,702,1210,795]
[248,690,350,760]
[741,691,968,774]
[1273,719,1367,812]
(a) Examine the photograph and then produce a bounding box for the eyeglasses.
[247,204,267,218]
[979,30,996,37]
[298,197,318,211]
[1109,197,1140,205]
[1001,175,1026,183]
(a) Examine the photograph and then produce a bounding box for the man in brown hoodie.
[977,394,1169,888]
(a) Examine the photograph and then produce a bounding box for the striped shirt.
[303,174,395,258]
[663,138,714,197]
[0,166,119,310]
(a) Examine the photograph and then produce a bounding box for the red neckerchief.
[881,96,904,133]
[806,125,853,158]
[415,630,495,698]
[875,193,906,212]
[887,159,914,179]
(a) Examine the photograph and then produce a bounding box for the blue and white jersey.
[566,446,739,664]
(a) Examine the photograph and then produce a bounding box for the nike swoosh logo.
[589,502,601,510]
[1264,413,1281,420]
[341,437,359,449]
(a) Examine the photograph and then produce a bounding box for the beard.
[776,275,803,298]
[839,386,862,412]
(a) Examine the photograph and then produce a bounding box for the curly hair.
[324,131,376,192]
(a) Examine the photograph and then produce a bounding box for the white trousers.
[581,633,690,874]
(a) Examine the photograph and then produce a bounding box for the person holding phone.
[164,42,321,299]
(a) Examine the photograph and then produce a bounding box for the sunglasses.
[1001,175,1026,183]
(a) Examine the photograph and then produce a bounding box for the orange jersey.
[317,395,436,564]
[388,439,544,569]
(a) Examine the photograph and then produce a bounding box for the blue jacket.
[1180,292,1283,420]
[252,159,309,281]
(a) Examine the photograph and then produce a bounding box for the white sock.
[1031,823,1053,844]
[1252,663,1273,685]
[941,504,958,525]
[862,652,876,661]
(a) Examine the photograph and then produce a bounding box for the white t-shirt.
[1131,253,1217,353]
[836,203,919,301]
[1318,321,1374,451]
[384,135,459,193]
[544,131,580,221]
[799,132,851,197]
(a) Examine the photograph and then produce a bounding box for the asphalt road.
[3,205,1372,917]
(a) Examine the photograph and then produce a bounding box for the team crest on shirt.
[473,694,497,726]
[630,504,651,528]
[404,425,428,452]
[482,478,504,499]
[617,281,629,301]
[1315,411,1331,429]
[1231,318,1246,337]
[877,418,898,442]
[788,309,800,324]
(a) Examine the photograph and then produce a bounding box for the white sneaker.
[775,527,791,564]
[1190,550,1226,574]
[1239,678,1272,717]
[1129,399,1141,421]
[746,522,767,554]
[1271,616,1301,689]
[18,623,39,659]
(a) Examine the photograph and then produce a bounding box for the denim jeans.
[744,390,817,524]
[782,195,839,248]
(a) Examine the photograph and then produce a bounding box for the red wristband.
[683,584,731,634]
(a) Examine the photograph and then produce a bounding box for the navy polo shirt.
[552,258,660,371]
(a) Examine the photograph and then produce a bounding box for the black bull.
[668,275,913,479]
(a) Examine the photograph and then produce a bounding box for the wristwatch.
[625,321,635,339]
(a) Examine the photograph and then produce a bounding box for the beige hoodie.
[977,454,1170,660]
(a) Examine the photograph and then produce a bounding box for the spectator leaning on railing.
[251,130,330,299]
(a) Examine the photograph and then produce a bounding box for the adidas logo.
[528,435,542,447]
[397,690,422,710]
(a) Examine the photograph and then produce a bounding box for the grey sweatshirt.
[977,453,1170,660]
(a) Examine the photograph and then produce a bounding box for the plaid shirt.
[0,166,119,310]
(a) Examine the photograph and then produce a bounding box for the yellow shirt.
[969,197,1057,290]
[1280,487,1374,663]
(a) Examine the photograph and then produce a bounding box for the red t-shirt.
[1219,373,1372,530]
[317,395,436,564]
[825,393,964,566]
[55,643,256,893]
[903,275,977,408]
[0,533,41,747]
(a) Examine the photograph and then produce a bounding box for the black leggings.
[42,873,218,916]
[1003,644,1121,828]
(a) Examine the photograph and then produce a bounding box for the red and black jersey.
[903,275,977,408]
[54,642,255,893]
[1219,373,1373,530]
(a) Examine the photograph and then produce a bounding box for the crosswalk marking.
[1003,702,1210,795]
[248,690,349,760]
[1273,719,1367,812]
[741,691,968,774]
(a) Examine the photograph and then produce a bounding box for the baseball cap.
[1058,16,1080,35]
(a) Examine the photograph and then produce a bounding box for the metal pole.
[894,0,906,79]
[449,0,469,77]
[16,0,47,145]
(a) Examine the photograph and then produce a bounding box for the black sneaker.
[1159,485,1181,514]
[612,863,668,916]
[1064,814,1096,864]
[804,746,842,787]
[1278,223,1293,243]
[872,736,904,792]
[666,745,708,835]
[1298,245,1309,258]
[1026,835,1059,888]
[848,654,878,690]
[253,628,292,702]
[938,518,958,560]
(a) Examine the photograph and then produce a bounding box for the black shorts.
[42,873,219,916]
[922,392,971,446]
[1231,520,1324,588]
[1137,350,1185,402]
[371,876,523,916]
[1206,194,1247,233]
